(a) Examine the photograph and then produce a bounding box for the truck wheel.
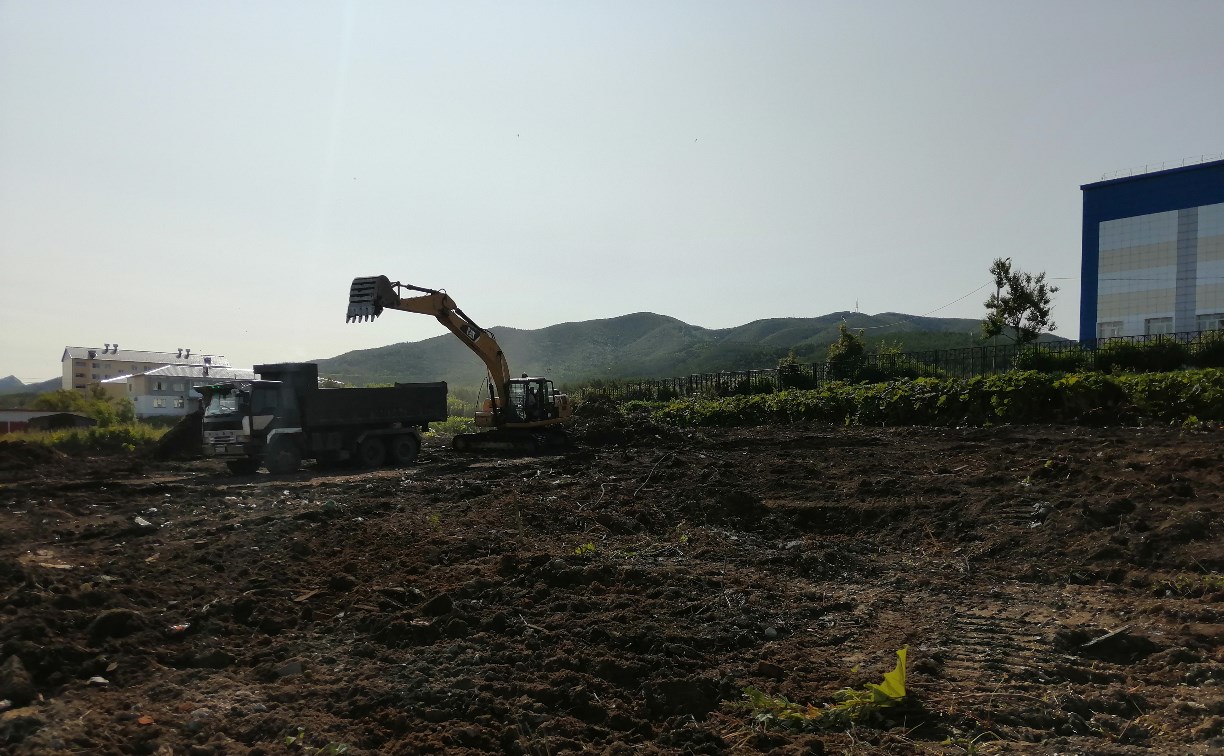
[357,437,387,468]
[265,441,301,474]
[226,458,259,475]
[389,435,420,465]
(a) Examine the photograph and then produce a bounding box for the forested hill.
[314,311,1000,388]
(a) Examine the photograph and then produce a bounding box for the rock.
[755,661,785,679]
[0,706,44,739]
[194,649,235,669]
[421,593,454,617]
[763,627,778,640]
[87,676,109,686]
[87,609,144,642]
[276,660,304,678]
[0,656,34,706]
[133,516,154,529]
[328,573,357,591]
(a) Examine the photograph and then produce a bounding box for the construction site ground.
[1,420,1222,754]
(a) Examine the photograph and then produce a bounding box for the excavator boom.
[346,275,572,452]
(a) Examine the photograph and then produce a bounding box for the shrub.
[637,368,1224,429]
[1190,330,1224,368]
[19,424,166,455]
[1013,347,1091,373]
[1095,338,1189,373]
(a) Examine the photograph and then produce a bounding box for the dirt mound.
[0,440,66,471]
[147,410,202,460]
[570,395,687,447]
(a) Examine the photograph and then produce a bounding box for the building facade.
[1080,159,1224,341]
[101,365,255,418]
[61,346,230,394]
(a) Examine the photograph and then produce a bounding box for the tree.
[31,387,135,427]
[827,322,866,364]
[982,258,1058,346]
[826,322,867,380]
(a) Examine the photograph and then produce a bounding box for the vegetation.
[31,386,136,426]
[983,257,1058,346]
[1095,338,1189,373]
[12,424,167,454]
[624,369,1224,428]
[733,647,908,730]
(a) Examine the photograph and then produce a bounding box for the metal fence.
[580,330,1224,402]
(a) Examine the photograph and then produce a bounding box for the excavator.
[346,275,572,453]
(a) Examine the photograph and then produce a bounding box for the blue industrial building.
[1080,159,1224,342]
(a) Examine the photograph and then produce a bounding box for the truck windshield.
[204,393,245,417]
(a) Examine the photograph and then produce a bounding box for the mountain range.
[315,311,995,388]
[0,375,60,397]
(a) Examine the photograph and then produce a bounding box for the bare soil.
[1,423,1222,754]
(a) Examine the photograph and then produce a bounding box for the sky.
[2,1,1224,383]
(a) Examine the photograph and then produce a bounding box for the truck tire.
[226,458,259,475]
[389,435,420,465]
[265,440,301,474]
[357,436,387,468]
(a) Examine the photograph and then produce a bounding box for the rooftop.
[1084,153,1224,189]
[63,346,230,367]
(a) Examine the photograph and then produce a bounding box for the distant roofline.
[1082,154,1224,190]
[62,346,229,365]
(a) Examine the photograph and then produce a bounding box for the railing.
[580,330,1224,403]
[1098,153,1224,181]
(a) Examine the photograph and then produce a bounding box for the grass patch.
[11,424,167,455]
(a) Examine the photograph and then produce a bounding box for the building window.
[92,362,99,368]
[1097,321,1123,339]
[74,372,84,378]
[91,373,98,379]
[155,381,163,391]
[153,398,167,408]
[1197,313,1224,331]
[1145,317,1174,335]
[173,382,184,392]
[173,398,185,409]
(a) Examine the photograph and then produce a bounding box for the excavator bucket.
[346,276,400,323]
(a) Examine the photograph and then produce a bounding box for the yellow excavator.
[346,275,572,453]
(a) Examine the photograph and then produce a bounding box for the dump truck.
[199,362,447,474]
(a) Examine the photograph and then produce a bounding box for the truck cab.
[199,380,295,474]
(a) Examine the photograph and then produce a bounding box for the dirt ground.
[1,420,1222,754]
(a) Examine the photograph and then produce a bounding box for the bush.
[636,368,1224,429]
[1013,347,1091,373]
[1095,338,1189,373]
[1190,331,1224,368]
[19,424,166,455]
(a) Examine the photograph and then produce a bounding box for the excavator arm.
[346,276,512,408]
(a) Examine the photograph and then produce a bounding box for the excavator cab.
[507,377,555,422]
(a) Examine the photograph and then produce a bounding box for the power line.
[855,283,991,331]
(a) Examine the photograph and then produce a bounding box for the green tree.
[31,390,90,413]
[31,387,134,427]
[827,322,866,364]
[826,322,867,380]
[982,257,1058,346]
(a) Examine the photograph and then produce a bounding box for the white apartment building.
[61,345,230,393]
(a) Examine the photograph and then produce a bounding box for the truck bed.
[300,382,448,428]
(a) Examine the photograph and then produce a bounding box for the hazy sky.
[3,1,1223,382]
